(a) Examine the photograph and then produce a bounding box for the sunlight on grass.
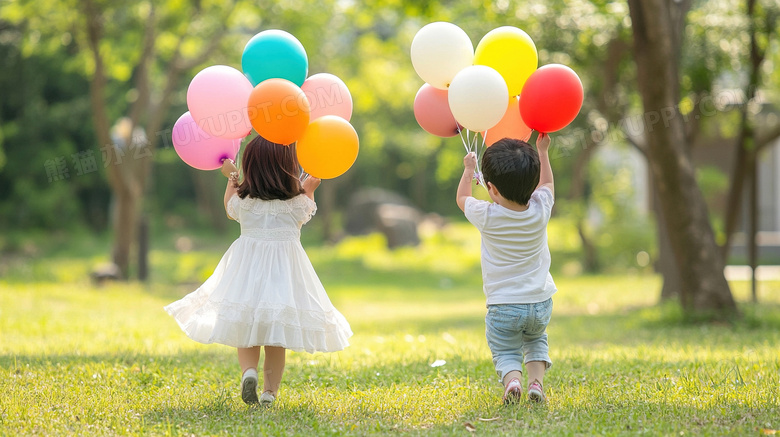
[1,228,779,435]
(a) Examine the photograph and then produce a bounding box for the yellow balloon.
[474,26,538,97]
[296,116,359,179]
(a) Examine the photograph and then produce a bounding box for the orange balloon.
[247,78,310,145]
[483,96,532,146]
[296,116,359,179]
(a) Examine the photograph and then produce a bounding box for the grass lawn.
[1,227,779,436]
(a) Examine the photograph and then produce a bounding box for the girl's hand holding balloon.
[302,176,321,200]
[221,159,239,187]
[221,159,238,178]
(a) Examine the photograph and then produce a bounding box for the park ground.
[1,224,779,436]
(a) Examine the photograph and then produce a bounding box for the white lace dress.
[164,194,352,353]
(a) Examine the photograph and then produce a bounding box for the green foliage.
[0,25,107,231]
[1,0,778,284]
[579,144,656,273]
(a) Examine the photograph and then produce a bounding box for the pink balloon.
[301,73,353,121]
[187,65,253,140]
[172,112,242,171]
[413,84,460,138]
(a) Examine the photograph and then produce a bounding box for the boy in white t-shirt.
[456,133,555,404]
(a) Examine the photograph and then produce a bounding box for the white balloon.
[448,65,509,132]
[411,22,474,90]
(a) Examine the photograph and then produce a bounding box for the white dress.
[165,193,352,353]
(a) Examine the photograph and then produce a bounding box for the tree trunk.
[82,0,231,278]
[111,187,139,278]
[747,151,758,302]
[653,181,682,300]
[628,0,737,316]
[722,141,750,263]
[138,216,149,281]
[84,0,132,278]
[720,0,776,263]
[568,141,600,273]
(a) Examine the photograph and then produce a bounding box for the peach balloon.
[483,96,532,146]
[247,78,311,145]
[301,73,353,121]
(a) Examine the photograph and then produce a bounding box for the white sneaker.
[241,369,259,405]
[527,380,546,403]
[259,391,275,406]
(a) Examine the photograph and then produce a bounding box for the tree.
[720,0,780,296]
[627,0,737,317]
[4,0,241,277]
[81,0,238,279]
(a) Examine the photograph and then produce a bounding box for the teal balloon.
[242,30,308,87]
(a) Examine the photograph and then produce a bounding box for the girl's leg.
[262,346,286,396]
[237,346,262,373]
[238,347,262,404]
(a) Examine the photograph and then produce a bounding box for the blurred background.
[0,0,778,314]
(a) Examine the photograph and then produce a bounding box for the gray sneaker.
[259,391,275,406]
[241,370,259,405]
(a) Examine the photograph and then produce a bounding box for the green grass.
[1,227,779,436]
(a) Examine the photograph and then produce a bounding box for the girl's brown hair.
[237,135,305,200]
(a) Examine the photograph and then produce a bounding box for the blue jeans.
[485,298,553,381]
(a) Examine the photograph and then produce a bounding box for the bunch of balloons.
[411,22,583,146]
[172,30,359,179]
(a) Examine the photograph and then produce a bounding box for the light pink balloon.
[172,112,242,171]
[413,83,460,137]
[187,65,253,140]
[301,73,353,121]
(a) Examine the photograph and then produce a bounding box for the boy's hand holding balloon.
[535,132,551,153]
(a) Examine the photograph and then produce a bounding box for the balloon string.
[474,131,487,188]
[456,126,486,188]
[457,126,470,154]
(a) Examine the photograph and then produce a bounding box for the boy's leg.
[525,361,546,385]
[262,346,286,396]
[523,334,550,403]
[523,298,553,401]
[502,370,523,386]
[486,307,524,392]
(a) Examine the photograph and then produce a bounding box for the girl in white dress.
[165,135,352,406]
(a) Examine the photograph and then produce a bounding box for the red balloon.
[413,84,460,138]
[519,64,583,133]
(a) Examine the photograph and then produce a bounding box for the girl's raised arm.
[222,159,239,216]
[302,176,321,201]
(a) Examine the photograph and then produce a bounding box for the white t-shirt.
[464,186,557,305]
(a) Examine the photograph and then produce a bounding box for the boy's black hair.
[481,138,540,205]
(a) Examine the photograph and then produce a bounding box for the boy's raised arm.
[536,133,554,196]
[457,152,477,212]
